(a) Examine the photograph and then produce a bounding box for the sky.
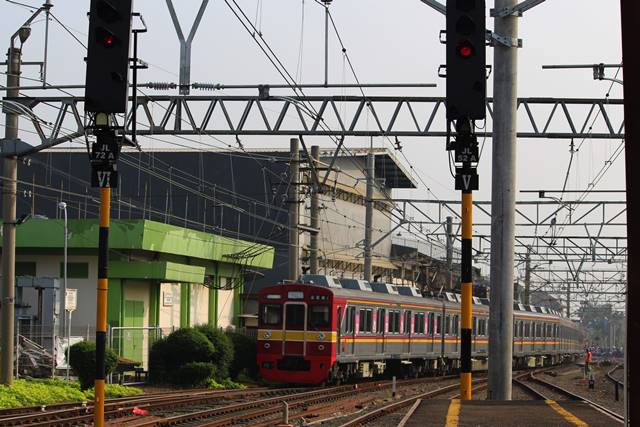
[0,0,627,308]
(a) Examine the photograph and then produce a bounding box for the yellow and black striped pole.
[94,186,110,426]
[460,189,473,399]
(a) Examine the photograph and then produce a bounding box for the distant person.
[584,349,593,375]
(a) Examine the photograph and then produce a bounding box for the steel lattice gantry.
[5,95,625,155]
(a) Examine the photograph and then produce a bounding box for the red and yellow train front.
[257,284,335,384]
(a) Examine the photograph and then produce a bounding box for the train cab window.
[436,315,442,335]
[285,304,305,330]
[404,311,411,334]
[377,309,386,334]
[308,305,330,330]
[414,313,425,334]
[359,309,373,333]
[261,305,282,326]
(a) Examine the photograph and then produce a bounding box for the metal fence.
[9,323,256,380]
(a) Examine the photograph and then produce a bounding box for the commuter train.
[257,276,584,384]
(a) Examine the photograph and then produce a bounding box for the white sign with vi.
[65,288,78,312]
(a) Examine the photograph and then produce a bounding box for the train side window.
[453,315,459,336]
[428,313,435,336]
[436,315,442,335]
[477,318,486,336]
[394,311,401,334]
[388,311,396,334]
[343,306,355,334]
[445,315,451,335]
[524,322,530,337]
[261,304,282,326]
[414,313,425,334]
[365,309,373,333]
[349,307,356,333]
[337,307,343,335]
[519,321,524,338]
[377,309,385,334]
[404,311,411,334]
[472,317,477,335]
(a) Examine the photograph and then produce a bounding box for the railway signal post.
[445,0,486,400]
[449,121,479,400]
[84,1,133,425]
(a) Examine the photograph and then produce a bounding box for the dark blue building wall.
[10,150,292,291]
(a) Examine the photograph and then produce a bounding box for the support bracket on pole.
[166,0,210,95]
[489,31,523,48]
[418,0,445,15]
[490,0,546,18]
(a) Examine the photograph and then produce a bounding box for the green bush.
[194,325,234,378]
[148,337,169,384]
[163,328,215,368]
[207,377,246,390]
[174,362,217,387]
[226,332,258,379]
[69,341,118,390]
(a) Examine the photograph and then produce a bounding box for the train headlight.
[264,343,271,349]
[263,331,271,339]
[318,344,325,351]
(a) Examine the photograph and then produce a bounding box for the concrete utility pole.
[488,0,519,400]
[524,254,531,305]
[363,151,374,282]
[1,45,20,386]
[288,138,300,281]
[309,145,320,274]
[446,216,453,290]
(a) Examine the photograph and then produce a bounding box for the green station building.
[8,219,274,367]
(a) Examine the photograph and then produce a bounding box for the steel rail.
[605,364,624,389]
[0,388,209,419]
[528,372,624,423]
[3,386,307,426]
[126,375,458,427]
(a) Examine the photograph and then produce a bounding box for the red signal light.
[459,45,473,57]
[104,35,114,46]
[458,41,474,58]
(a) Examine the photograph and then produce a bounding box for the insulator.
[192,82,223,91]
[142,82,177,90]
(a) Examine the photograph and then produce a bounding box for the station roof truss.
[4,95,625,157]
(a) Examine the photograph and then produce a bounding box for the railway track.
[337,377,489,427]
[526,371,625,424]
[335,367,562,426]
[0,389,238,420]
[605,364,624,389]
[0,386,307,426]
[124,375,458,427]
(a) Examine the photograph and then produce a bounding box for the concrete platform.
[400,399,623,427]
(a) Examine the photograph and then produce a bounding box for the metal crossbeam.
[6,95,625,156]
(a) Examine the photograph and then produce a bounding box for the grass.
[206,378,246,390]
[0,379,143,409]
